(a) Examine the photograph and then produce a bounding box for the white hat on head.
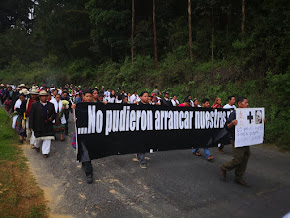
[39,90,48,96]
[30,87,39,95]
[19,88,29,95]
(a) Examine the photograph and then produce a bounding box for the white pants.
[30,131,36,145]
[26,119,30,138]
[25,118,36,145]
[35,139,51,155]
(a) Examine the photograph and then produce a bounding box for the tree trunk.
[153,0,158,69]
[131,0,135,64]
[188,0,193,61]
[241,0,245,41]
[211,5,214,65]
[226,2,231,39]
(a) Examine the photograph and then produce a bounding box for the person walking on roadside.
[106,90,116,103]
[218,96,236,154]
[25,86,39,147]
[160,91,172,107]
[223,96,236,109]
[72,89,94,183]
[50,94,66,141]
[151,93,160,105]
[15,93,27,144]
[178,97,190,107]
[152,86,161,96]
[171,94,179,106]
[219,97,254,187]
[92,89,99,102]
[29,90,56,158]
[212,98,223,108]
[61,91,71,135]
[192,98,201,107]
[130,91,140,104]
[192,98,214,161]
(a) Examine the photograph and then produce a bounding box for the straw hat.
[19,88,30,95]
[18,84,27,88]
[30,87,39,95]
[39,90,48,96]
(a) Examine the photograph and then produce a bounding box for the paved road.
[22,117,290,218]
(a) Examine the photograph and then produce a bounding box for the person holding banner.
[218,96,236,153]
[192,98,214,161]
[72,89,95,183]
[220,96,250,187]
[135,91,150,169]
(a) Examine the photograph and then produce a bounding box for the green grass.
[0,109,18,160]
[28,204,47,218]
[0,108,48,217]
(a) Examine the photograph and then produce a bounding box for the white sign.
[235,108,265,147]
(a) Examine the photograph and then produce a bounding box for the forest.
[0,0,289,147]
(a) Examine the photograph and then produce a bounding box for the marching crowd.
[0,83,250,186]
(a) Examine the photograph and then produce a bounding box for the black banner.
[75,103,232,160]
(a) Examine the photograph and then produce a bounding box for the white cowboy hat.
[30,87,39,95]
[18,84,28,88]
[39,90,48,96]
[19,88,30,95]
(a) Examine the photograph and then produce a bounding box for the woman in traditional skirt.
[50,94,66,141]
[15,93,27,143]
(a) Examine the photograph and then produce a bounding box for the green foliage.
[264,70,290,147]
[0,109,18,160]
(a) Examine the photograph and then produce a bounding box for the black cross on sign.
[247,111,253,124]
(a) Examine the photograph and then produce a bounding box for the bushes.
[264,70,290,147]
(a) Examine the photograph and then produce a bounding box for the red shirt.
[26,99,37,116]
[212,103,223,108]
[178,103,189,107]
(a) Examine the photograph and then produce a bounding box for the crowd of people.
[0,83,250,186]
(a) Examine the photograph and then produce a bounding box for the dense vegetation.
[0,0,289,147]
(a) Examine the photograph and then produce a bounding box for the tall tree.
[241,0,245,41]
[188,0,193,61]
[0,0,34,33]
[211,3,214,65]
[153,0,158,69]
[131,0,135,64]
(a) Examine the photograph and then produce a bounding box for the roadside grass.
[0,108,48,217]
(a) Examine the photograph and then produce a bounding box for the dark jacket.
[10,91,19,112]
[15,100,27,117]
[29,101,56,138]
[225,110,236,139]
[161,98,173,107]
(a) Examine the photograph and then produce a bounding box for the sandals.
[194,151,201,156]
[207,155,214,161]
